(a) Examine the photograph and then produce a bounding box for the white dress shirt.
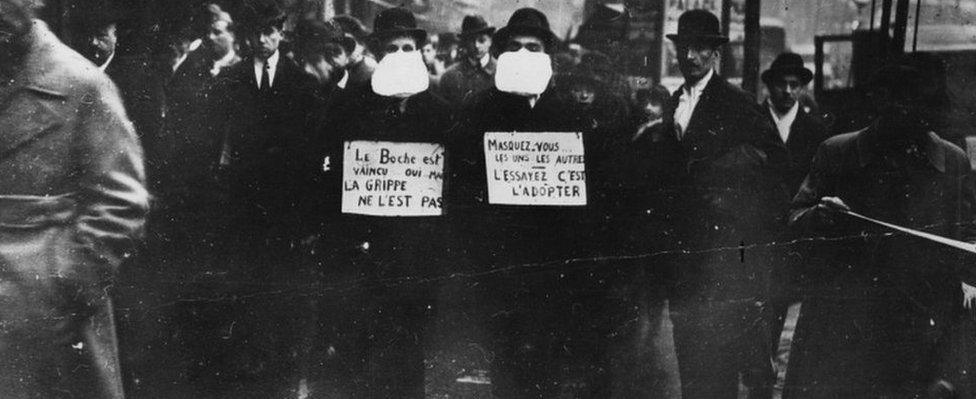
[768,100,799,143]
[253,50,280,89]
[673,68,714,139]
[97,52,115,72]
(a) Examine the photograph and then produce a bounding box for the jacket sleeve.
[68,76,150,283]
[789,142,832,232]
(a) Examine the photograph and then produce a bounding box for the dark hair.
[636,84,670,105]
[240,0,286,36]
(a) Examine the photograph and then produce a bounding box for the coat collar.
[1,20,72,99]
[856,124,946,172]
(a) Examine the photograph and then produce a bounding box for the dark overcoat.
[786,128,976,398]
[0,20,149,399]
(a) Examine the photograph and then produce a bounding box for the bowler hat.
[666,9,728,46]
[369,7,427,46]
[761,53,813,85]
[459,15,495,39]
[491,8,557,54]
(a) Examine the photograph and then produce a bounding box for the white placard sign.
[484,132,587,206]
[342,141,444,216]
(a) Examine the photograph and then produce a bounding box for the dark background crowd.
[3,0,976,398]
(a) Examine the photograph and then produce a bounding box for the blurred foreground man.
[0,1,149,398]
[785,55,976,399]
[650,9,788,399]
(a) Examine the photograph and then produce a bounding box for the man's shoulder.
[821,130,860,149]
[25,23,116,98]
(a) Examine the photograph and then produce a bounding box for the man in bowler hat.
[642,9,789,398]
[760,53,830,355]
[438,14,496,106]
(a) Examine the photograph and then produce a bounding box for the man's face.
[380,36,418,60]
[504,35,545,53]
[676,41,719,82]
[569,82,596,107]
[464,33,491,60]
[251,25,283,60]
[207,20,234,59]
[421,42,436,67]
[643,101,663,119]
[768,74,802,113]
[87,23,117,64]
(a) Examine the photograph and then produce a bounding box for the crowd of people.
[1,0,975,398]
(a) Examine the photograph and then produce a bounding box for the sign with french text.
[341,141,444,216]
[484,132,587,206]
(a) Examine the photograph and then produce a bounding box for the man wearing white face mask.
[309,7,453,398]
[449,7,632,397]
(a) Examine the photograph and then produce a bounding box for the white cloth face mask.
[494,49,553,97]
[371,50,430,98]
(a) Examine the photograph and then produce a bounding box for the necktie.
[260,65,271,92]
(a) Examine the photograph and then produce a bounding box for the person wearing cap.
[644,9,789,398]
[309,6,453,398]
[759,53,831,356]
[0,1,149,397]
[786,54,976,399]
[438,14,496,107]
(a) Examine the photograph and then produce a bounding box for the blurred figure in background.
[438,14,496,107]
[333,14,377,86]
[631,84,671,141]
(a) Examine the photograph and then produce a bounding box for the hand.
[818,196,850,212]
[963,282,976,310]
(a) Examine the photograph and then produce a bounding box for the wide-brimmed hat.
[369,7,427,46]
[491,8,557,54]
[761,52,813,85]
[459,15,495,39]
[666,9,728,46]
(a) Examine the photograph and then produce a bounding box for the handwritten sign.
[484,132,587,206]
[342,141,444,216]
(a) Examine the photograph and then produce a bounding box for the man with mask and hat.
[759,52,830,356]
[0,1,149,398]
[310,6,452,398]
[639,9,789,399]
[785,54,976,399]
[451,7,637,397]
[438,14,496,107]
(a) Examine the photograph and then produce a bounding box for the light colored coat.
[0,20,148,399]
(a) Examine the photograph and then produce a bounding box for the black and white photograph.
[1,0,975,397]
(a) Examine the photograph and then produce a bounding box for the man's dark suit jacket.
[769,104,831,195]
[210,55,317,238]
[650,73,790,302]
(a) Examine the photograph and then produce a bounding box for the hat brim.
[761,66,813,85]
[666,34,729,46]
[493,25,557,52]
[459,27,496,39]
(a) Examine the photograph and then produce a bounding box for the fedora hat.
[369,7,427,46]
[761,52,813,85]
[491,8,557,54]
[666,9,728,46]
[459,15,495,39]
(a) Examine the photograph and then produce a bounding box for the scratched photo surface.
[3,0,976,398]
